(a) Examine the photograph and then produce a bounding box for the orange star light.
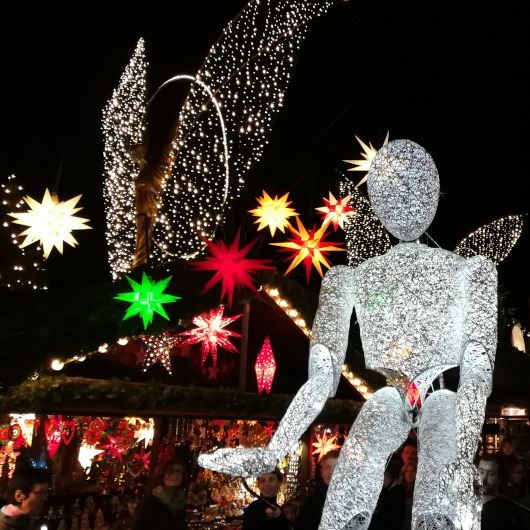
[192,229,274,306]
[315,192,356,231]
[248,191,298,237]
[312,432,341,462]
[271,217,345,283]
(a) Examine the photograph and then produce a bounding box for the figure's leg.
[413,390,457,530]
[318,386,410,530]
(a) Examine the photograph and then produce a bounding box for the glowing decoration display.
[312,432,341,462]
[152,1,336,260]
[191,229,273,307]
[255,336,277,394]
[142,332,179,374]
[45,416,66,459]
[179,307,242,366]
[453,215,524,265]
[102,38,147,279]
[101,435,130,462]
[115,272,180,329]
[511,325,526,353]
[341,365,373,400]
[315,192,356,231]
[8,189,91,259]
[78,444,104,471]
[0,442,20,479]
[9,414,35,447]
[343,132,389,187]
[264,286,311,337]
[135,418,155,448]
[199,140,498,530]
[271,217,345,283]
[248,191,298,237]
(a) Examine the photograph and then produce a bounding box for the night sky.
[1,1,529,326]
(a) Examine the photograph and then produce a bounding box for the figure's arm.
[455,255,497,461]
[198,265,356,477]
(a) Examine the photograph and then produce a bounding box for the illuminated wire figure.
[200,139,498,530]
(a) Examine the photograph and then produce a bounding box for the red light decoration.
[254,336,277,394]
[179,307,242,366]
[315,192,356,231]
[407,382,421,407]
[191,229,273,306]
[100,435,131,462]
[45,416,67,459]
[312,431,341,462]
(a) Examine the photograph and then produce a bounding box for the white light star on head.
[9,189,92,258]
[343,132,389,187]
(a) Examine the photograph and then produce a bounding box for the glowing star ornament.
[248,191,298,237]
[191,229,273,307]
[255,336,276,394]
[115,272,180,329]
[343,132,389,187]
[316,192,356,231]
[101,436,130,462]
[271,217,345,283]
[179,307,242,366]
[312,432,341,462]
[9,189,91,258]
[142,332,179,374]
[79,444,104,471]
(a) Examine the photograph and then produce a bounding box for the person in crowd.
[400,444,417,466]
[506,459,530,507]
[297,450,340,530]
[498,439,518,470]
[133,459,188,530]
[0,467,50,530]
[368,459,406,530]
[399,460,417,530]
[478,453,529,529]
[242,469,290,530]
[281,502,297,530]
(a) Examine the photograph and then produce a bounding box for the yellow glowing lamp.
[9,189,92,258]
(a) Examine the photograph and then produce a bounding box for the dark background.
[1,1,529,322]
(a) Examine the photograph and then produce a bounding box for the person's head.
[384,459,402,488]
[367,139,439,241]
[8,468,50,515]
[257,469,283,498]
[154,459,188,490]
[478,454,507,495]
[321,450,340,486]
[281,502,297,522]
[499,439,515,457]
[400,461,417,487]
[510,460,526,486]
[401,445,417,464]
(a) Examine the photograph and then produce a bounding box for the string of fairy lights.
[102,38,147,279]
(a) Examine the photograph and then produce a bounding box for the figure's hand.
[198,447,278,478]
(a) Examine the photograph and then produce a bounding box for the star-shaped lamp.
[192,229,273,306]
[78,443,104,471]
[315,192,356,231]
[179,307,242,366]
[255,336,276,394]
[142,332,178,374]
[9,189,92,258]
[248,191,298,237]
[312,432,341,462]
[343,132,389,187]
[271,217,345,283]
[115,273,180,329]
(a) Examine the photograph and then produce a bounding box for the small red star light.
[101,436,130,462]
[315,192,356,231]
[312,431,341,462]
[208,365,220,379]
[255,336,276,394]
[271,217,345,283]
[179,307,242,366]
[192,229,273,306]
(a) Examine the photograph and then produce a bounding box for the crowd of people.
[1,440,529,530]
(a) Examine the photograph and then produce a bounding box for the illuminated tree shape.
[179,307,242,366]
[271,217,345,283]
[142,332,178,374]
[9,189,91,259]
[191,229,273,307]
[315,192,356,231]
[248,191,298,237]
[312,432,341,462]
[115,272,180,329]
[343,132,389,187]
[255,336,276,394]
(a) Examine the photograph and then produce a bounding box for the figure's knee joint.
[309,344,334,388]
[461,342,492,392]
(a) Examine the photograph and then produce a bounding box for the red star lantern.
[142,332,179,374]
[255,336,276,394]
[191,229,274,306]
[271,217,345,283]
[101,436,130,462]
[315,192,356,231]
[179,307,242,366]
[312,431,341,462]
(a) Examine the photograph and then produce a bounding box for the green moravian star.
[115,272,180,329]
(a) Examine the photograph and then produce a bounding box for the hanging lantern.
[255,336,276,394]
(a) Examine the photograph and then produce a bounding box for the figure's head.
[321,450,340,485]
[8,468,50,515]
[478,454,506,495]
[257,470,283,498]
[367,139,439,241]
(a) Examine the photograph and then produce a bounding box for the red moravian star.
[192,229,274,306]
[315,192,356,231]
[178,307,242,366]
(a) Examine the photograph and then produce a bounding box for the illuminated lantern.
[45,416,64,459]
[100,435,131,462]
[312,432,341,462]
[142,332,178,374]
[407,383,421,407]
[254,336,276,394]
[248,191,298,236]
[8,414,36,447]
[78,444,104,471]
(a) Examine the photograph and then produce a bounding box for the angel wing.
[453,215,524,265]
[339,177,392,267]
[152,0,337,260]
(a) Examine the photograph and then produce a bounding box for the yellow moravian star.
[248,191,298,237]
[343,131,389,187]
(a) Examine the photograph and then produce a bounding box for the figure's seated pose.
[199,140,497,530]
